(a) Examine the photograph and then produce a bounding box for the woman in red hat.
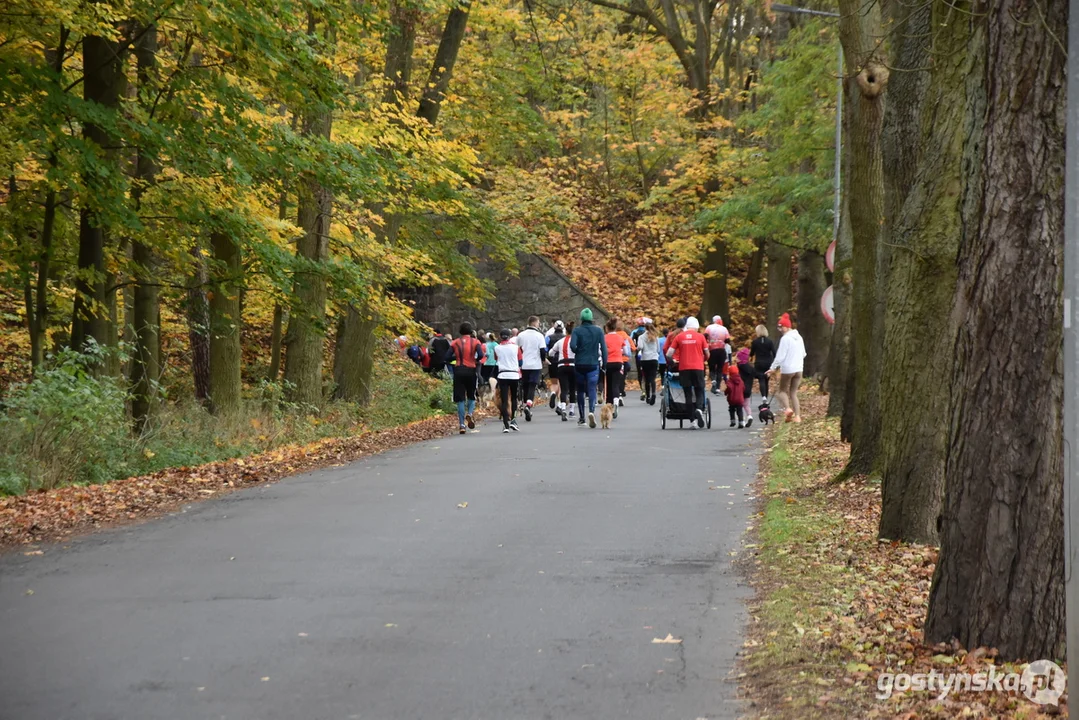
[767,313,807,422]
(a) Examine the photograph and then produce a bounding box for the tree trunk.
[925,0,1066,660]
[838,0,887,475]
[282,15,334,407]
[333,5,417,403]
[208,231,243,415]
[796,249,829,378]
[71,34,125,358]
[700,239,730,323]
[765,241,792,330]
[268,303,285,382]
[188,244,211,403]
[417,1,471,125]
[281,119,332,407]
[876,3,952,544]
[130,23,161,433]
[739,240,764,302]
[333,307,379,403]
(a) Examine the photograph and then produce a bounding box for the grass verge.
[740,391,1066,720]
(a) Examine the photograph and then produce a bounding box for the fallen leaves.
[739,392,1067,720]
[0,412,471,549]
[652,634,682,644]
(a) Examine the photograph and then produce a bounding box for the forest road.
[0,392,760,720]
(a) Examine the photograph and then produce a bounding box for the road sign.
[821,285,835,324]
[826,240,836,272]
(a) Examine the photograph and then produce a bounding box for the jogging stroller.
[660,369,712,429]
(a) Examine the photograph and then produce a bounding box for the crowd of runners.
[401,309,807,435]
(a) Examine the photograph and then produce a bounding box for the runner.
[546,328,577,422]
[630,317,648,401]
[704,315,730,394]
[637,319,661,405]
[570,308,607,428]
[604,318,629,416]
[614,319,636,404]
[545,320,566,409]
[450,323,486,435]
[428,328,451,376]
[517,316,547,421]
[667,316,709,429]
[494,329,523,433]
[482,332,499,394]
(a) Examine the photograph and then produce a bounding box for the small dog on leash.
[598,403,615,429]
[758,398,776,425]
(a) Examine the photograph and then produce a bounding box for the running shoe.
[640,393,646,402]
[549,393,557,409]
[524,406,532,422]
[460,426,467,435]
[745,417,753,428]
[510,420,520,432]
[465,414,475,429]
[503,427,511,434]
[696,409,706,429]
[587,412,596,428]
[578,417,586,426]
[562,411,568,422]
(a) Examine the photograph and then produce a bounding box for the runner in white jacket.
[768,313,807,422]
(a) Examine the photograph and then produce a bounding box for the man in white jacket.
[768,312,807,423]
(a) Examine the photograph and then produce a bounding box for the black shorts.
[521,368,542,385]
[708,352,726,374]
[453,369,478,403]
[481,365,497,382]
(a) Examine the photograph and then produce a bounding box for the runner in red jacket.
[666,316,709,428]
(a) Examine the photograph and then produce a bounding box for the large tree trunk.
[876,3,953,544]
[925,0,1066,660]
[416,1,471,125]
[333,307,379,403]
[765,241,792,330]
[70,34,125,357]
[796,249,829,378]
[838,0,887,475]
[208,232,243,415]
[130,23,161,433]
[282,114,333,407]
[282,16,334,407]
[187,245,211,403]
[739,240,764,303]
[700,240,730,323]
[333,3,416,403]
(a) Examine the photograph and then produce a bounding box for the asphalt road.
[0,390,761,720]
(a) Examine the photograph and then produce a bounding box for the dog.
[758,398,776,425]
[598,403,614,429]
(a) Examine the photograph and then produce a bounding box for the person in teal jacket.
[569,308,607,428]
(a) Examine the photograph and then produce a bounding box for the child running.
[494,329,523,433]
[735,347,754,428]
[724,364,746,428]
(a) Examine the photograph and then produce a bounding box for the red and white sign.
[821,285,835,325]
[825,240,836,272]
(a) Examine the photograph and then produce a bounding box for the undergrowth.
[0,344,450,495]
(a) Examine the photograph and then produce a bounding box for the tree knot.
[856,62,890,99]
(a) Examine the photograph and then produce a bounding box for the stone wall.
[404,252,610,335]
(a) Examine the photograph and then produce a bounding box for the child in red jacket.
[724,365,746,428]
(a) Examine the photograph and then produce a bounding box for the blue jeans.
[575,365,600,417]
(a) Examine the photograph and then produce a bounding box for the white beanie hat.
[686,317,700,330]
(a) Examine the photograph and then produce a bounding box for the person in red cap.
[723,363,746,428]
[666,316,710,428]
[767,313,807,422]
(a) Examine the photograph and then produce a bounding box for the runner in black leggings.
[636,319,661,405]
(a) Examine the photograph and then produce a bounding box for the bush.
[0,344,134,494]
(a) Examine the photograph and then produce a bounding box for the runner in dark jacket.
[569,308,607,428]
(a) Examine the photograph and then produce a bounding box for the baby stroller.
[660,369,712,429]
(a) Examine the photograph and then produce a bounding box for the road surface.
[0,393,760,720]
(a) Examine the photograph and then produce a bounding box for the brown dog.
[599,403,614,429]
